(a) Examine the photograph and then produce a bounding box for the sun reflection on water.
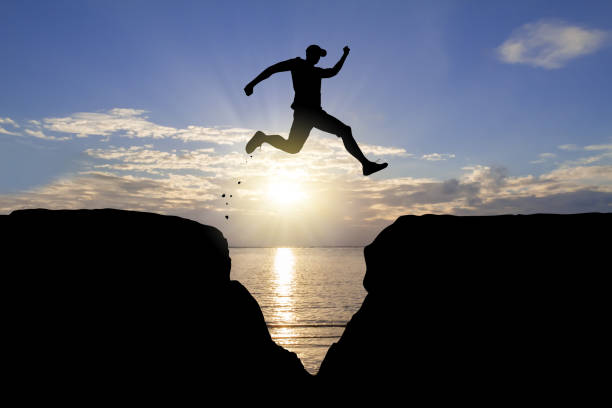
[272,248,296,341]
[274,248,295,287]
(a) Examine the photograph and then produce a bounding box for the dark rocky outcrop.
[4,210,609,399]
[2,209,309,401]
[318,214,610,401]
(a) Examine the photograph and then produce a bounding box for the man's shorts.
[290,108,349,138]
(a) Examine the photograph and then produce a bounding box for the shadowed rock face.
[4,210,609,398]
[2,209,309,401]
[318,214,610,401]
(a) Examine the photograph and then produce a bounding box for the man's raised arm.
[244,59,294,96]
[321,46,350,78]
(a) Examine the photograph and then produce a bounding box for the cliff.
[317,214,610,401]
[2,209,309,401]
[4,210,609,399]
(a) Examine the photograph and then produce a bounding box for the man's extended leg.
[313,110,387,176]
[339,127,368,166]
[245,113,312,154]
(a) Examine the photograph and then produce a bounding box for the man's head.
[306,44,326,65]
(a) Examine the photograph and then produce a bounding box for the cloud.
[0,171,221,214]
[359,164,612,221]
[584,143,612,151]
[541,164,612,186]
[0,117,19,128]
[40,108,251,144]
[0,127,19,136]
[82,133,368,180]
[421,153,455,161]
[360,144,411,157]
[498,20,608,69]
[531,152,557,164]
[0,117,20,135]
[24,129,71,141]
[84,145,228,175]
[3,149,611,245]
[559,142,612,166]
[31,108,414,152]
[3,108,612,246]
[558,144,579,151]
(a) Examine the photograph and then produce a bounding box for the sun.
[266,181,308,206]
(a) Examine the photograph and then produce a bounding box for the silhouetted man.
[244,45,388,176]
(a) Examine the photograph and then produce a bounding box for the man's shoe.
[246,131,266,154]
[363,162,388,176]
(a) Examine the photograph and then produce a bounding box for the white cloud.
[361,164,612,221]
[3,108,612,246]
[360,144,411,157]
[421,153,455,161]
[0,117,20,135]
[0,117,19,127]
[24,128,71,141]
[498,20,608,69]
[33,108,415,151]
[584,144,612,151]
[41,108,251,144]
[0,171,221,213]
[531,152,557,164]
[0,127,19,136]
[556,141,612,166]
[558,144,579,151]
[2,150,612,245]
[84,146,226,175]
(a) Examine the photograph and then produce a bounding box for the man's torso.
[289,58,323,110]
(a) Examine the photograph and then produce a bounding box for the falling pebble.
[238,181,241,184]
[230,195,232,198]
[250,155,253,158]
[226,202,228,205]
[225,215,229,220]
[221,193,226,198]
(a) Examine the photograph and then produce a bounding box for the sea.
[230,247,367,375]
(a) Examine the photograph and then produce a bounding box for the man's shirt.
[274,57,331,110]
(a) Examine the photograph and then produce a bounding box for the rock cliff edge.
[3,209,309,401]
[318,214,610,401]
[3,210,609,399]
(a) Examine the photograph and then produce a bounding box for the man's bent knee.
[286,143,304,154]
[338,125,352,138]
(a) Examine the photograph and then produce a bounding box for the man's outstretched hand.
[343,46,350,56]
[244,83,254,96]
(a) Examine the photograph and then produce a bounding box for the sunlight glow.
[267,181,308,206]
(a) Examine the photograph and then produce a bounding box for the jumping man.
[244,45,388,176]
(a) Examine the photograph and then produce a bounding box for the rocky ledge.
[2,209,309,401]
[317,214,610,401]
[3,210,609,399]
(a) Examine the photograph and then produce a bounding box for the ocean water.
[230,247,367,374]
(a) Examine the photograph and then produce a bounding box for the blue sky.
[2,0,611,245]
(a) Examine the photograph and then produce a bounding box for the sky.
[1,0,611,246]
